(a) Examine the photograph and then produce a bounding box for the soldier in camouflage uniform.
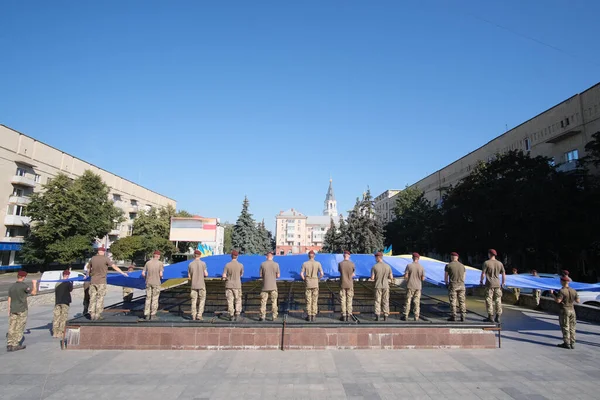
[555,276,580,349]
[403,253,425,321]
[480,249,506,323]
[122,264,135,303]
[223,250,244,321]
[511,268,520,304]
[88,247,128,321]
[259,251,280,321]
[300,250,323,322]
[444,252,466,322]
[141,250,164,321]
[7,271,37,351]
[370,252,393,321]
[52,269,73,339]
[188,250,208,321]
[531,270,541,308]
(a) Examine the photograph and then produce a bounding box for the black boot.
[447,316,456,322]
[460,315,465,322]
[483,315,494,323]
[345,315,349,322]
[259,317,265,322]
[375,315,380,321]
[383,315,388,321]
[306,315,311,322]
[494,314,500,324]
[557,342,570,349]
[570,343,575,349]
[340,316,346,322]
[400,315,407,321]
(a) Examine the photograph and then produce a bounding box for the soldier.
[555,275,580,349]
[480,249,506,323]
[222,250,244,321]
[511,268,520,304]
[444,252,466,322]
[300,250,323,322]
[141,250,164,321]
[83,258,91,318]
[531,269,542,308]
[338,250,355,322]
[122,264,135,303]
[259,251,280,321]
[52,270,73,339]
[7,271,37,352]
[402,252,425,321]
[369,251,393,321]
[88,247,128,321]
[188,249,208,321]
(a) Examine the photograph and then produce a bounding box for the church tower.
[323,178,338,217]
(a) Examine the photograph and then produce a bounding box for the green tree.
[232,197,260,254]
[257,220,274,254]
[21,171,124,264]
[345,190,384,254]
[322,218,340,253]
[109,236,146,262]
[583,131,600,168]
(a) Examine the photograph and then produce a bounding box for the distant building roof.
[277,208,307,218]
[306,215,342,226]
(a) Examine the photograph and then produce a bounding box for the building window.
[524,138,531,152]
[129,213,137,220]
[16,168,25,176]
[8,205,25,216]
[113,194,121,202]
[34,174,40,183]
[130,199,138,206]
[548,158,555,167]
[565,149,579,162]
[12,188,23,197]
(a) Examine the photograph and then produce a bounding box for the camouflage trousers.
[190,289,206,319]
[7,310,27,347]
[559,308,576,345]
[405,289,422,319]
[374,288,389,317]
[485,287,503,316]
[260,290,278,319]
[448,285,466,318]
[52,304,69,338]
[89,283,107,318]
[226,288,242,316]
[513,288,521,302]
[305,288,319,316]
[144,284,161,317]
[339,288,354,316]
[123,287,134,302]
[533,290,541,306]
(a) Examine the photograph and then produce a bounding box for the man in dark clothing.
[53,270,73,339]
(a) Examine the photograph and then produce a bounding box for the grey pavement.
[0,286,599,400]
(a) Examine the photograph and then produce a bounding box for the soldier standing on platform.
[141,250,164,321]
[480,249,506,323]
[83,258,91,318]
[370,251,393,321]
[7,271,37,352]
[259,251,280,321]
[555,275,580,349]
[122,264,135,303]
[300,250,323,322]
[511,268,520,304]
[88,247,128,321]
[531,269,542,308]
[222,250,244,321]
[338,250,355,322]
[444,252,466,322]
[402,253,425,321]
[188,250,208,321]
[52,269,73,339]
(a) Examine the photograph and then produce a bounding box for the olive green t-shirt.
[482,259,505,288]
[405,262,425,290]
[445,261,466,287]
[301,260,323,289]
[260,260,280,291]
[89,255,113,285]
[338,260,355,289]
[188,259,207,290]
[224,260,244,289]
[8,281,31,313]
[143,259,164,286]
[371,262,393,289]
[557,287,579,309]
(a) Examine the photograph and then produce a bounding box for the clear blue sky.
[2,1,599,232]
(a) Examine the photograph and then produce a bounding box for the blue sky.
[2,0,599,232]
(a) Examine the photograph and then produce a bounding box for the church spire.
[323,178,338,217]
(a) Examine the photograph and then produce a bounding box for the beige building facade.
[0,124,176,269]
[375,82,600,221]
[374,189,401,224]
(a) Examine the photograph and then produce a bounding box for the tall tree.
[345,190,385,254]
[21,171,124,264]
[322,218,340,253]
[257,220,274,254]
[232,197,260,254]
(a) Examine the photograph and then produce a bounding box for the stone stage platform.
[64,280,500,350]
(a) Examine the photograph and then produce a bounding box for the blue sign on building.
[0,243,23,251]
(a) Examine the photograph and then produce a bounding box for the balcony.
[2,237,25,243]
[10,175,36,187]
[8,196,31,206]
[4,215,31,226]
[556,161,578,173]
[109,229,121,236]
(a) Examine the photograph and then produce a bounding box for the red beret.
[17,270,27,277]
[450,252,459,257]
[153,250,161,255]
[561,270,570,276]
[512,268,518,272]
[266,251,273,255]
[231,250,239,256]
[63,269,71,276]
[531,269,537,274]
[561,276,570,282]
[412,252,420,258]
[194,250,202,255]
[343,250,350,255]
[98,247,106,252]
[488,249,497,256]
[375,251,383,257]
[308,250,315,255]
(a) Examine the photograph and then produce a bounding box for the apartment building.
[275,180,341,254]
[0,125,176,270]
[374,82,600,221]
[374,189,401,224]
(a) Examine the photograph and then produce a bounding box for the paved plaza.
[1,287,599,400]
